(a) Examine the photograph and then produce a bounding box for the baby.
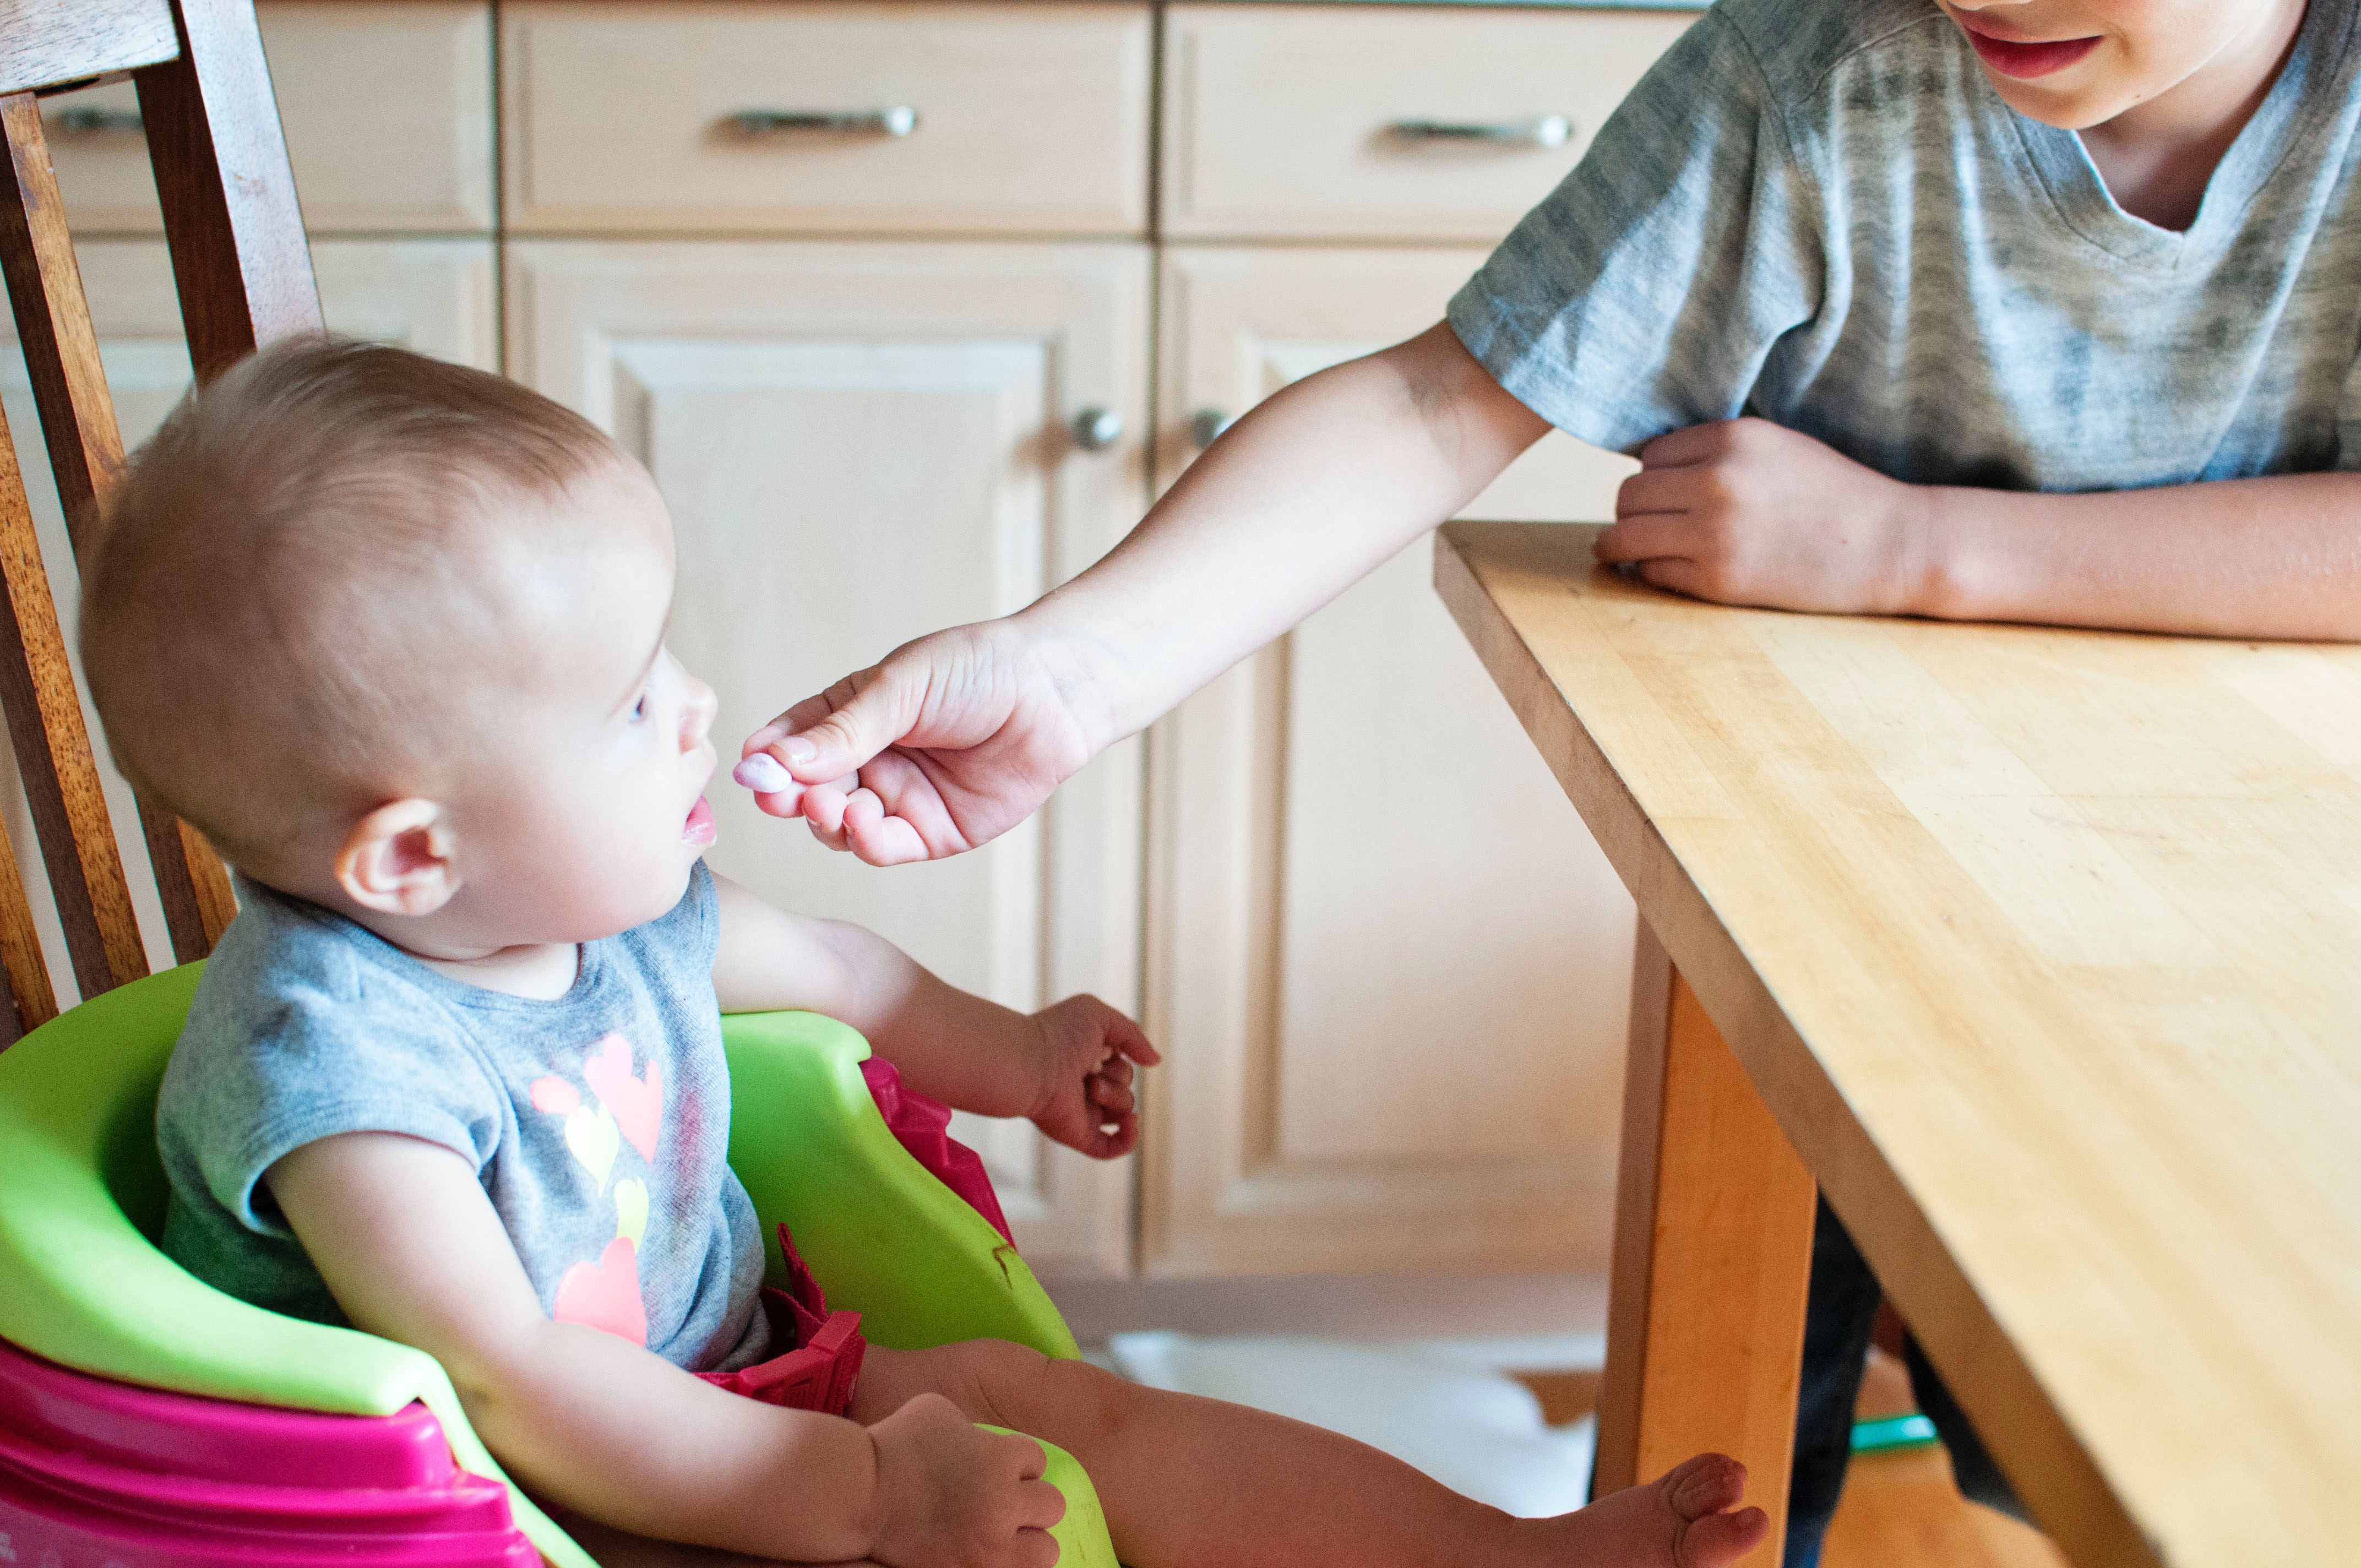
[88,338,1766,1568]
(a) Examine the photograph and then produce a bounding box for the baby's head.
[1939,1,2305,130]
[84,337,719,949]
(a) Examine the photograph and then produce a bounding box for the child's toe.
[1660,1453,1748,1521]
[1675,1504,1769,1568]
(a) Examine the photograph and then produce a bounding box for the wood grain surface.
[0,0,178,100]
[0,392,144,1004]
[1436,521,2359,1568]
[132,0,318,956]
[136,0,322,383]
[1593,927,1813,1567]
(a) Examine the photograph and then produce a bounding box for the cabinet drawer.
[42,3,494,235]
[502,3,1151,236]
[1163,3,1697,242]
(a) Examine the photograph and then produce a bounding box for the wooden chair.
[0,0,322,1043]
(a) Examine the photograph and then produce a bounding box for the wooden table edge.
[1434,520,2157,1568]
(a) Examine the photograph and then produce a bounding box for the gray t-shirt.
[157,862,768,1373]
[1449,0,2361,491]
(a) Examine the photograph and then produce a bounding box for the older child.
[738,1,2358,1558]
[90,339,1766,1568]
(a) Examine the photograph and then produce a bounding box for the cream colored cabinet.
[505,240,1150,1277]
[1140,4,1698,1278]
[1143,246,1642,1277]
[501,2,1151,236]
[42,3,495,235]
[1162,3,1695,242]
[26,0,1702,1288]
[0,239,498,997]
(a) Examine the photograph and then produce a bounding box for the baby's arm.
[1596,417,2361,639]
[266,1131,1063,1565]
[709,873,1157,1158]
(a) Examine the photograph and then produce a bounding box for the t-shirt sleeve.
[158,940,505,1242]
[1446,9,1826,455]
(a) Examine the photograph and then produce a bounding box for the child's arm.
[739,320,1549,866]
[709,873,1158,1158]
[1594,416,2361,640]
[266,1131,1064,1564]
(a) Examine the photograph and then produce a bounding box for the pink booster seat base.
[0,1336,536,1567]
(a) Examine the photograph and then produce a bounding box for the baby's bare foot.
[1517,1453,1769,1568]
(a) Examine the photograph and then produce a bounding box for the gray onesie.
[156,861,769,1373]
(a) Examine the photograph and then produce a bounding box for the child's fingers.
[1102,1010,1162,1066]
[1593,513,1700,564]
[1089,1075,1134,1115]
[1638,556,1713,601]
[798,781,853,848]
[1614,465,1705,520]
[1636,419,1739,470]
[840,789,935,868]
[1087,1110,1139,1158]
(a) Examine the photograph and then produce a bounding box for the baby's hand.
[866,1393,1063,1568]
[1027,995,1160,1160]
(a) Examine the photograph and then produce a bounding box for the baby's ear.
[335,798,459,917]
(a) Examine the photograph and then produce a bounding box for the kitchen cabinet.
[507,238,1149,1276]
[25,0,1701,1284]
[1143,245,1646,1277]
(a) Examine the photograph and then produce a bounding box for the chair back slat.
[0,96,128,557]
[137,807,237,961]
[136,0,320,382]
[0,93,235,965]
[0,798,54,1043]
[0,0,322,1008]
[0,0,178,100]
[0,394,147,1001]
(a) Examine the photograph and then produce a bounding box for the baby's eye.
[629,692,650,723]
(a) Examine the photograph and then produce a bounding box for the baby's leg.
[853,1343,1767,1568]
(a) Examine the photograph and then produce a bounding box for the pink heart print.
[582,1033,662,1162]
[552,1237,648,1347]
[528,1077,580,1115]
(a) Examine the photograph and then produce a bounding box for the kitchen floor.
[1513,1352,2067,1568]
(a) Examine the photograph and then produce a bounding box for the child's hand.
[866,1393,1064,1568]
[1026,995,1160,1159]
[1593,417,1933,616]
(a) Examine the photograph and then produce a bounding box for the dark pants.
[1784,1197,2025,1568]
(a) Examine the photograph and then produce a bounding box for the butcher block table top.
[1435,520,2359,1568]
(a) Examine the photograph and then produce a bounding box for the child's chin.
[551,870,695,944]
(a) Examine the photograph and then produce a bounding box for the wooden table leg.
[1593,923,1818,1566]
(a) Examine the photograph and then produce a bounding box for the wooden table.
[1435,522,2361,1568]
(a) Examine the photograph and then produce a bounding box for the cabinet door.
[508,241,1149,1277]
[0,239,498,994]
[42,2,496,235]
[1144,245,1638,1277]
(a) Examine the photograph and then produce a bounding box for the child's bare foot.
[1516,1453,1769,1568]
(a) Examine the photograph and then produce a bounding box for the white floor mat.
[1107,1331,1596,1518]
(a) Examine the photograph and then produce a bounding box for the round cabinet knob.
[1071,407,1125,451]
[1189,409,1235,450]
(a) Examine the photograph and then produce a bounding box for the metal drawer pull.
[725,107,919,139]
[47,106,144,139]
[1384,114,1572,150]
[1190,409,1234,450]
[1071,407,1125,451]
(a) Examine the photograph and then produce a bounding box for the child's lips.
[1959,23,2102,80]
[684,796,716,847]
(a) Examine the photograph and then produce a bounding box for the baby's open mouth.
[1956,17,2101,80]
[684,796,716,847]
